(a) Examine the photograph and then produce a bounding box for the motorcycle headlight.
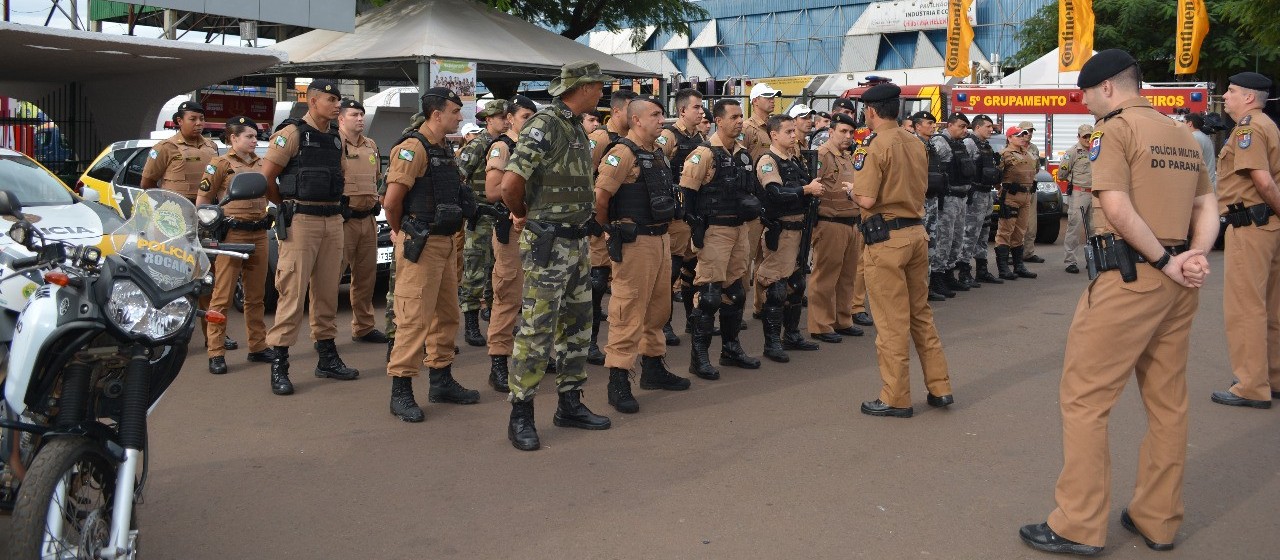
[197,206,222,227]
[106,279,193,340]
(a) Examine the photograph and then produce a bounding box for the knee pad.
[678,258,697,287]
[785,272,807,306]
[723,280,746,308]
[589,266,610,294]
[764,281,787,307]
[698,283,723,315]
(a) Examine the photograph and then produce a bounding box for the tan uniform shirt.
[341,134,380,211]
[1058,142,1094,189]
[680,133,747,191]
[1091,97,1212,245]
[595,140,648,212]
[386,126,446,189]
[742,114,772,162]
[851,123,926,220]
[1216,107,1280,215]
[1000,145,1038,185]
[817,140,859,218]
[264,113,328,169]
[199,152,268,220]
[590,124,625,169]
[486,135,515,174]
[657,120,702,162]
[142,133,218,200]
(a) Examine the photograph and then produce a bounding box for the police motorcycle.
[0,176,263,559]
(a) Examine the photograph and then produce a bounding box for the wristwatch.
[1150,251,1171,270]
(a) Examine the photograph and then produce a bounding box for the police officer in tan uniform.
[382,88,482,422]
[337,99,388,345]
[1020,49,1217,556]
[848,83,952,418]
[198,116,273,375]
[1211,71,1280,409]
[681,99,762,380]
[583,90,637,365]
[658,88,705,345]
[743,83,779,317]
[808,113,865,340]
[995,126,1040,280]
[1058,123,1096,274]
[484,95,538,393]
[594,95,692,413]
[261,79,358,396]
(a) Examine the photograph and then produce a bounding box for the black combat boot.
[945,267,970,291]
[974,258,1002,284]
[931,271,956,297]
[428,365,481,404]
[782,304,821,351]
[681,285,697,333]
[588,266,608,365]
[489,355,510,393]
[508,400,539,451]
[270,345,294,396]
[606,368,639,413]
[246,347,278,363]
[390,376,425,422]
[718,302,761,369]
[314,339,359,380]
[209,356,228,375]
[463,310,486,347]
[386,339,394,363]
[224,336,239,350]
[994,246,1017,280]
[688,310,720,380]
[480,307,491,322]
[552,389,612,430]
[663,320,680,346]
[955,262,980,289]
[927,274,947,301]
[1012,246,1039,278]
[760,305,788,363]
[639,355,691,390]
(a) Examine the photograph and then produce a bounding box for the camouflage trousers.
[384,257,397,339]
[509,229,591,402]
[930,194,968,272]
[459,215,495,313]
[924,197,939,252]
[963,190,994,262]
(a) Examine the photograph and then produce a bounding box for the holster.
[524,220,556,267]
[273,202,295,241]
[494,203,513,244]
[762,217,782,251]
[606,222,637,263]
[1086,233,1137,282]
[1248,203,1275,227]
[400,217,431,264]
[998,190,1018,219]
[340,195,353,221]
[860,213,890,245]
[687,215,707,249]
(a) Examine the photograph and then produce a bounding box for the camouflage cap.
[548,61,615,97]
[478,99,509,118]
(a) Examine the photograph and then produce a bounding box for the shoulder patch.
[690,154,702,165]
[1238,128,1253,149]
[1241,114,1252,125]
[1088,131,1103,161]
[398,148,415,162]
[853,147,868,171]
[529,128,545,143]
[490,147,501,158]
[274,136,287,148]
[199,178,211,192]
[205,164,217,175]
[605,154,620,167]
[148,149,158,160]
[736,133,745,141]
[460,152,472,162]
[656,135,668,146]
[761,163,774,173]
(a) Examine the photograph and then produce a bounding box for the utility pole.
[163,9,177,39]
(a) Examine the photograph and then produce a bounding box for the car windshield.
[0,155,74,206]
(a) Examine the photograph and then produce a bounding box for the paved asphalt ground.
[2,237,1278,559]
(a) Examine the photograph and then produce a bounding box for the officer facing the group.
[658,88,707,344]
[1020,49,1217,556]
[501,61,616,451]
[381,88,482,423]
[585,89,637,365]
[594,94,692,414]
[964,115,1005,284]
[681,98,763,380]
[755,114,823,363]
[848,83,953,418]
[995,126,1040,281]
[336,99,389,345]
[197,116,273,375]
[458,99,510,347]
[808,113,865,340]
[261,79,359,396]
[1211,71,1280,409]
[1058,123,1096,275]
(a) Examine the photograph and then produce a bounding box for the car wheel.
[1036,216,1061,245]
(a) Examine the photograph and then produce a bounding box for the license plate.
[377,246,394,264]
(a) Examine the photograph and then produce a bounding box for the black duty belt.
[774,220,807,231]
[227,216,273,231]
[1001,183,1030,194]
[1221,202,1275,229]
[1132,243,1190,263]
[635,223,669,236]
[818,215,861,227]
[707,216,746,227]
[886,217,923,230]
[292,203,343,217]
[348,206,379,220]
[540,222,587,240]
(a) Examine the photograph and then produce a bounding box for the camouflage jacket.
[505,98,594,224]
[457,130,493,197]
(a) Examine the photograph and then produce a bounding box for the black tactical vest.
[400,132,473,234]
[698,146,761,218]
[945,135,976,187]
[664,124,703,179]
[973,134,1001,189]
[923,135,947,197]
[276,119,344,202]
[760,153,810,218]
[606,138,677,225]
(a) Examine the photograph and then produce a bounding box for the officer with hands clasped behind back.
[586,90,637,365]
[754,114,823,362]
[261,80,359,396]
[382,88,482,423]
[336,99,389,345]
[1018,49,1217,556]
[594,94,692,414]
[658,87,707,345]
[1211,71,1280,409]
[847,83,953,419]
[501,61,616,451]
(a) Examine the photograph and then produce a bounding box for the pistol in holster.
[400,217,431,264]
[997,188,1018,219]
[340,195,353,221]
[524,220,556,267]
[686,214,707,249]
[1086,233,1137,282]
[860,213,890,245]
[273,201,295,241]
[761,217,782,252]
[606,222,637,263]
[493,202,513,244]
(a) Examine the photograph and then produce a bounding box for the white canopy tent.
[997,48,1086,86]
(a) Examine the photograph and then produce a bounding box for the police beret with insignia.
[308,79,341,96]
[421,87,463,109]
[229,115,257,130]
[339,99,365,113]
[831,113,857,128]
[909,110,936,122]
[1076,49,1138,89]
[176,100,205,114]
[1229,72,1273,93]
[510,95,537,114]
[861,84,901,103]
[833,98,856,111]
[633,94,665,116]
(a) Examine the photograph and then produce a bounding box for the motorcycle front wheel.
[7,436,137,560]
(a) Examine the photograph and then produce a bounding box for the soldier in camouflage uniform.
[929,113,979,294]
[500,61,614,451]
[911,111,949,301]
[963,115,1005,284]
[457,100,510,347]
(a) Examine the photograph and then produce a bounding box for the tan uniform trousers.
[995,190,1033,247]
[809,220,861,334]
[1223,220,1280,401]
[863,225,951,407]
[693,224,750,288]
[266,213,344,347]
[341,215,379,337]
[388,234,460,376]
[454,230,465,283]
[1023,199,1040,256]
[589,233,611,269]
[1047,266,1198,548]
[669,219,693,260]
[604,233,672,369]
[851,250,868,315]
[487,225,525,356]
[1062,191,1094,267]
[206,229,269,356]
[754,222,802,286]
[749,218,767,313]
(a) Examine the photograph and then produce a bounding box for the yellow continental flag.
[1175,0,1210,74]
[1059,0,1095,71]
[944,0,974,78]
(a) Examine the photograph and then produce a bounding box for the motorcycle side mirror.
[79,187,101,203]
[0,190,24,218]
[223,172,267,204]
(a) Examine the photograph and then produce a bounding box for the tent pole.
[417,59,430,100]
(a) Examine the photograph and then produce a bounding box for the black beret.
[176,100,204,114]
[421,87,463,107]
[831,113,857,128]
[946,112,970,124]
[833,98,856,111]
[509,94,537,114]
[910,110,936,122]
[633,94,664,114]
[339,99,365,112]
[861,84,901,103]
[1076,49,1138,89]
[228,115,257,130]
[1229,72,1273,92]
[971,114,994,126]
[308,79,341,96]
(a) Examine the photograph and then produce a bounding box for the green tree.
[1007,0,1280,88]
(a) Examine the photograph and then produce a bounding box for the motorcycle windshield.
[108,190,209,291]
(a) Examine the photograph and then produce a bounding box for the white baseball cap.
[749,83,780,99]
[460,123,483,135]
[787,104,815,118]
